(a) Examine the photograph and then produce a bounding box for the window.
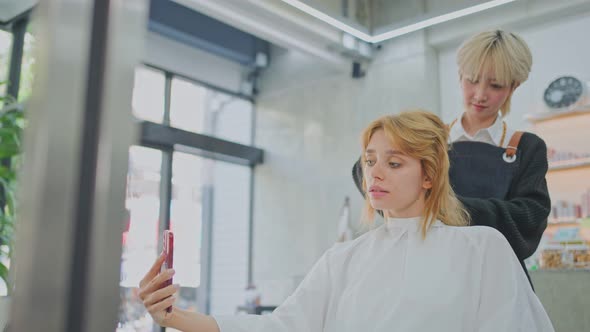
[209,160,251,315]
[118,146,162,332]
[119,65,258,331]
[207,91,253,145]
[170,77,205,133]
[167,153,252,317]
[132,66,165,123]
[1,22,34,104]
[0,29,12,107]
[18,31,36,102]
[170,77,253,145]
[168,152,203,312]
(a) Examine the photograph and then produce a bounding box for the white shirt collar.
[449,113,504,146]
[385,216,444,232]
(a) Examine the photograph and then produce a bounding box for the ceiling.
[173,0,590,66]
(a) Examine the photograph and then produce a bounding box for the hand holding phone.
[161,230,174,313]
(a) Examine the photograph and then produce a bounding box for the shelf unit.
[528,106,590,270]
[525,105,590,124]
[548,157,590,172]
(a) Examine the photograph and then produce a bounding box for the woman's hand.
[139,253,179,327]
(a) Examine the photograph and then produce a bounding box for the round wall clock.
[543,76,585,109]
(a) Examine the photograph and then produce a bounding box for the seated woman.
[138,110,554,332]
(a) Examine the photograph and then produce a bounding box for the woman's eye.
[389,162,401,168]
[365,160,376,166]
[491,84,504,89]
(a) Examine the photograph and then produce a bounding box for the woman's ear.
[422,176,433,190]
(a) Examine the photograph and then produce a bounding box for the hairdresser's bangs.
[459,42,514,87]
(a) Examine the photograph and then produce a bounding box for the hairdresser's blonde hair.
[360,110,470,238]
[457,29,532,117]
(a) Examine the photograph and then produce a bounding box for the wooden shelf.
[526,105,590,123]
[547,221,581,227]
[547,218,590,227]
[548,157,590,172]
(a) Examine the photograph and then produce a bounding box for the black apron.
[448,140,534,289]
[449,141,519,199]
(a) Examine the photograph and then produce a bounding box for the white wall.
[438,11,590,129]
[252,32,441,304]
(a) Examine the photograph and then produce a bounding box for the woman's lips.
[472,104,486,111]
[369,185,389,198]
[369,191,388,198]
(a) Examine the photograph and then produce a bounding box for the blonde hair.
[457,29,532,117]
[360,110,470,238]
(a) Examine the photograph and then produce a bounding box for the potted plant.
[0,81,25,294]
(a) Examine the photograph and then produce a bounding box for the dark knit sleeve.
[352,157,364,196]
[458,133,550,260]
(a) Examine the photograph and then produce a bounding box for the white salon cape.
[214,217,554,332]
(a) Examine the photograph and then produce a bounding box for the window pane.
[170,78,253,145]
[118,146,162,332]
[0,29,12,107]
[170,77,206,133]
[132,66,165,123]
[209,160,251,315]
[168,152,203,314]
[18,31,36,102]
[167,152,252,318]
[209,91,253,145]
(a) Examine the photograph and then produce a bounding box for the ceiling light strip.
[280,0,373,41]
[281,0,516,44]
[371,0,516,43]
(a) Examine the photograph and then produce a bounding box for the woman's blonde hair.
[360,110,470,238]
[457,29,532,117]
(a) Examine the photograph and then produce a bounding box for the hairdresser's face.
[460,67,515,121]
[364,130,431,218]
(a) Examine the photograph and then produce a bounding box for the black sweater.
[352,132,551,263]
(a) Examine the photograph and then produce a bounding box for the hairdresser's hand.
[139,253,179,327]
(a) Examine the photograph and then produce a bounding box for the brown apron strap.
[448,119,458,130]
[446,119,457,136]
[505,131,523,157]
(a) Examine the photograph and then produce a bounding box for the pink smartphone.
[161,230,174,313]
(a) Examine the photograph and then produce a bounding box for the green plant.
[0,81,25,287]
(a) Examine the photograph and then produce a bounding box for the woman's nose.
[474,84,487,102]
[369,162,384,180]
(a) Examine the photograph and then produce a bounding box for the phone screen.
[161,230,174,313]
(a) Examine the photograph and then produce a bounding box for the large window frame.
[133,63,262,320]
[1,13,29,101]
